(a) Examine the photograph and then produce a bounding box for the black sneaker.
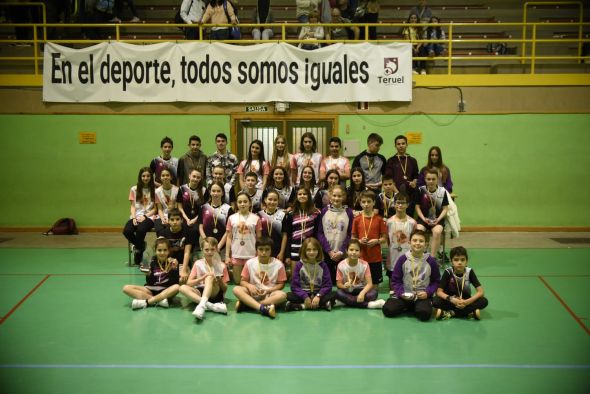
[285,301,303,312]
[259,304,276,318]
[234,300,243,313]
[133,246,143,265]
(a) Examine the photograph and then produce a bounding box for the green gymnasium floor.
[0,240,589,393]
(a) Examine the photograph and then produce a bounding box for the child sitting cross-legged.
[285,237,335,312]
[180,236,229,321]
[232,236,287,319]
[433,246,488,320]
[334,239,385,309]
[122,237,180,310]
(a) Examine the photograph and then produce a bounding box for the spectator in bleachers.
[360,0,380,41]
[180,0,207,40]
[327,6,359,41]
[251,0,274,40]
[409,0,432,21]
[298,10,324,49]
[296,0,320,24]
[337,0,357,21]
[199,0,237,40]
[423,16,447,57]
[109,0,141,23]
[402,13,426,74]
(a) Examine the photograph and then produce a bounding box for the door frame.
[230,114,339,156]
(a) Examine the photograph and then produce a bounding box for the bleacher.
[0,0,587,75]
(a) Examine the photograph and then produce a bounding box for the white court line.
[1,364,589,370]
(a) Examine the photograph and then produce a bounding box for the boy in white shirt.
[232,236,288,318]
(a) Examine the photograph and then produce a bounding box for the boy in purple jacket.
[382,230,440,321]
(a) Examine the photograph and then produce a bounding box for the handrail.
[0,2,47,42]
[523,2,584,64]
[0,21,589,78]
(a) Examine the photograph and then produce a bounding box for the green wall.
[0,115,228,227]
[340,114,590,227]
[1,114,589,228]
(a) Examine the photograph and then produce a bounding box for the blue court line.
[1,364,589,370]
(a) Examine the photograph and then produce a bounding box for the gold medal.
[240,241,245,246]
[213,228,218,234]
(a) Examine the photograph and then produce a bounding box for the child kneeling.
[434,246,488,320]
[122,237,180,309]
[232,236,287,319]
[180,237,229,321]
[286,237,335,312]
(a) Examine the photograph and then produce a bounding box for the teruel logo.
[384,58,398,75]
[378,57,405,85]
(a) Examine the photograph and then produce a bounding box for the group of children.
[122,131,486,322]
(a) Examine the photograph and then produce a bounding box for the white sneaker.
[367,299,386,309]
[109,17,122,23]
[129,16,141,23]
[412,70,419,75]
[209,302,228,314]
[333,299,346,307]
[192,304,206,320]
[157,298,169,308]
[420,69,427,75]
[131,299,147,310]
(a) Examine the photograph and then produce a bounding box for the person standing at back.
[384,135,419,217]
[177,135,208,186]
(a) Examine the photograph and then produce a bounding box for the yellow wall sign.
[79,132,97,144]
[406,132,422,144]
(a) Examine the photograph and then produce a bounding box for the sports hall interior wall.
[0,86,588,230]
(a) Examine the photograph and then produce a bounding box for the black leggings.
[123,218,154,250]
[287,291,335,309]
[432,296,489,317]
[382,297,433,321]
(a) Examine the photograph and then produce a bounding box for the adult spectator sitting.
[337,0,358,20]
[251,0,274,40]
[327,6,359,41]
[409,0,432,22]
[109,0,141,23]
[423,16,447,57]
[179,0,206,40]
[402,13,426,74]
[298,10,324,49]
[199,0,237,40]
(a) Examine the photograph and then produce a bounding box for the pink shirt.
[241,257,287,290]
[321,156,350,179]
[237,160,270,189]
[129,186,155,219]
[227,212,262,260]
[190,258,230,285]
[336,258,372,290]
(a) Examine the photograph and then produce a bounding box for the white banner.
[43,42,412,103]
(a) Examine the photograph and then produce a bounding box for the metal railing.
[0,21,588,78]
[523,1,584,67]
